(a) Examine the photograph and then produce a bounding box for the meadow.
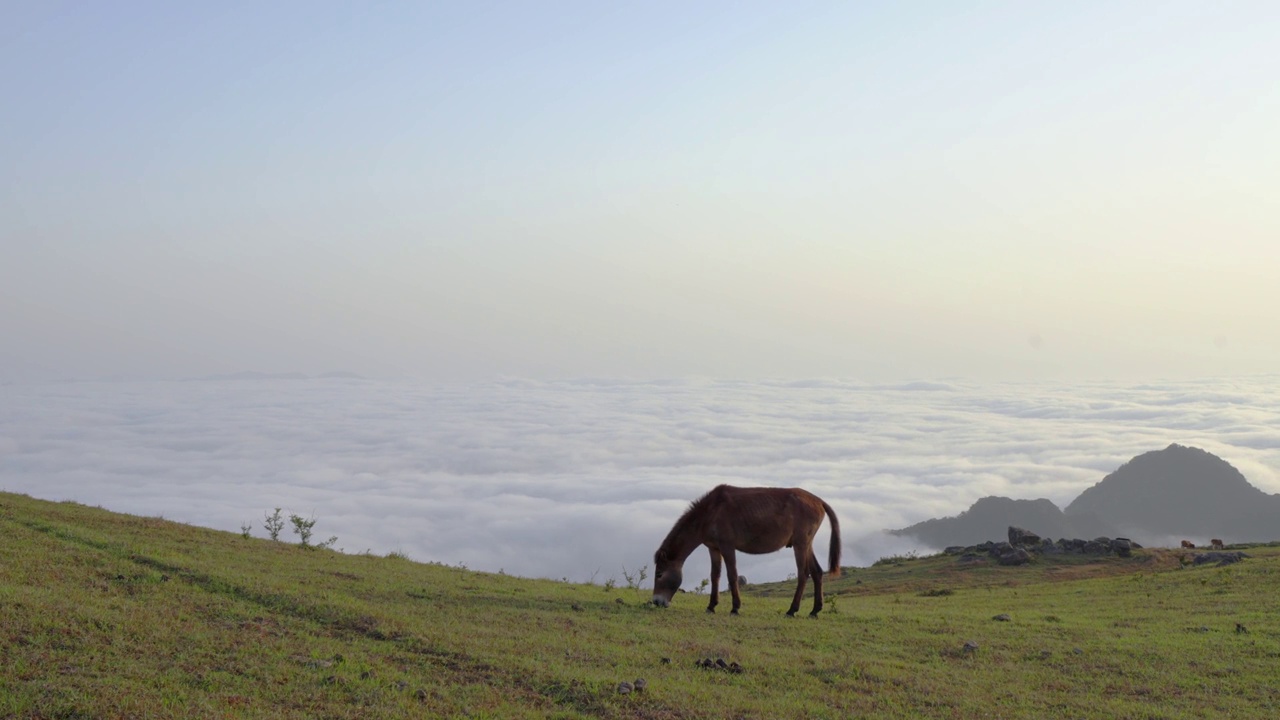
[3,490,1278,719]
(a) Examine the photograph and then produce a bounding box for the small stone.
[992,613,1012,622]
[617,681,633,695]
[360,671,371,680]
[571,602,584,611]
[415,688,428,701]
[962,640,979,653]
[615,597,624,604]
[715,658,729,669]
[1073,648,1083,655]
[1237,623,1248,634]
[634,678,647,692]
[727,661,743,673]
[660,657,671,665]
[394,680,409,690]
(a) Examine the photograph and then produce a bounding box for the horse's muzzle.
[651,596,670,608]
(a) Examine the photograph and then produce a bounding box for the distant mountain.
[1065,443,1280,540]
[891,496,1117,548]
[893,444,1280,547]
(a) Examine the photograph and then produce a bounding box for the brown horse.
[651,485,841,617]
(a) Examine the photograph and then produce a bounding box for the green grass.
[4,491,1280,719]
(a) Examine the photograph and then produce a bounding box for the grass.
[4,490,1280,719]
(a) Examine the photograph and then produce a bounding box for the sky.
[3,376,1279,585]
[3,1,1278,382]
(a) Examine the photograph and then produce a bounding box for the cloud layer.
[3,376,1278,586]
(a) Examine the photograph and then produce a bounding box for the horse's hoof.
[730,609,739,616]
[705,607,715,614]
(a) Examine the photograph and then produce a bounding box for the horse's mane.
[655,485,724,561]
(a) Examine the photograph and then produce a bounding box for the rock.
[715,658,729,670]
[617,681,633,695]
[615,597,625,605]
[1008,526,1041,547]
[1236,623,1248,634]
[1111,538,1133,557]
[571,602,583,611]
[1040,538,1061,554]
[987,541,1013,558]
[993,613,1012,622]
[728,661,744,673]
[944,546,967,555]
[660,657,671,665]
[1082,541,1107,555]
[415,689,427,701]
[997,548,1032,566]
[737,575,748,587]
[634,678,647,692]
[1192,551,1249,566]
[962,640,979,653]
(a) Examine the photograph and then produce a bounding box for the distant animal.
[1181,540,1196,549]
[1211,538,1225,550]
[650,485,841,617]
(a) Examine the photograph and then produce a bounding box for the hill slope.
[4,491,1280,719]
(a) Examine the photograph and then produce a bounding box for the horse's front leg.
[706,548,722,613]
[723,548,741,615]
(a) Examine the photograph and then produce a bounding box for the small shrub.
[918,588,954,597]
[240,522,252,539]
[263,508,284,541]
[289,513,337,549]
[621,565,649,592]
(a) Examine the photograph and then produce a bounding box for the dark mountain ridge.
[893,444,1280,548]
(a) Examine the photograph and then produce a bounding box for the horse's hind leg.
[787,544,811,616]
[706,548,722,613]
[808,552,825,617]
[723,548,741,615]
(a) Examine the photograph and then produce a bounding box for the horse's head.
[651,551,683,608]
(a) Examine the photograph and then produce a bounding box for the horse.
[1181,540,1196,549]
[650,485,841,617]
[1210,538,1225,550]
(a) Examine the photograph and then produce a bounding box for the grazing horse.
[1211,538,1225,550]
[651,485,841,617]
[1181,540,1196,549]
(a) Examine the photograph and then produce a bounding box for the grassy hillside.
[4,491,1279,719]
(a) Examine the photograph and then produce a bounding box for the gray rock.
[617,681,633,695]
[993,613,1012,622]
[1192,551,1249,566]
[997,548,1032,566]
[1008,526,1041,547]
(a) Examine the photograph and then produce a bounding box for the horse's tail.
[822,501,842,577]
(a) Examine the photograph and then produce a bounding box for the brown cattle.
[1210,538,1225,550]
[1181,540,1195,549]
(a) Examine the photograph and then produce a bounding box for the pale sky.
[3,1,1277,382]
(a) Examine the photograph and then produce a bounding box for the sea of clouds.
[2,376,1279,588]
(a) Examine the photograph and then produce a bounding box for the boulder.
[1110,538,1133,557]
[1192,551,1249,567]
[997,548,1032,566]
[1008,526,1042,547]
